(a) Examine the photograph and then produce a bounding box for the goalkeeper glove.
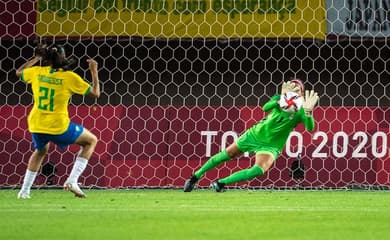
[302,90,319,117]
[281,81,301,95]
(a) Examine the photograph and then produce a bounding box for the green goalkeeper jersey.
[244,94,315,152]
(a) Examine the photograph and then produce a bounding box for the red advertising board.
[0,1,35,39]
[0,105,389,188]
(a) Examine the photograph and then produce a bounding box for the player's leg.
[211,152,275,192]
[74,128,98,160]
[195,143,242,178]
[64,126,97,198]
[183,143,242,192]
[18,142,49,199]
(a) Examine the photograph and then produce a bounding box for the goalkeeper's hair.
[290,78,305,93]
[35,43,77,71]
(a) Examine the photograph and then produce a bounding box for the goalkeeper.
[184,80,319,192]
[15,43,100,199]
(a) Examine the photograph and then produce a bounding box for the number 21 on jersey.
[38,86,55,111]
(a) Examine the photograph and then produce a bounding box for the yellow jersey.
[22,66,91,134]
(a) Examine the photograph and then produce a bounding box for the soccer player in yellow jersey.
[15,44,100,198]
[184,80,319,192]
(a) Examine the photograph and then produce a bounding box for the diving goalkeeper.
[184,80,319,192]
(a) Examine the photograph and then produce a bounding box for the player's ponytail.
[48,45,67,70]
[44,44,77,70]
[35,43,76,71]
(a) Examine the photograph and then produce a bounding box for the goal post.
[0,0,389,189]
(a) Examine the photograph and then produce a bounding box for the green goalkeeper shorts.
[236,130,281,161]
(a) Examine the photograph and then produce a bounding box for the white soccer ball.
[279,92,303,113]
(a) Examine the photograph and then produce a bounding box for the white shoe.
[63,182,86,198]
[17,191,30,199]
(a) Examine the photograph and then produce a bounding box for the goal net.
[0,0,389,189]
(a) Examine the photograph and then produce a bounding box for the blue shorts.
[32,122,84,151]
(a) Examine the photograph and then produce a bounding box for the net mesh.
[0,0,389,189]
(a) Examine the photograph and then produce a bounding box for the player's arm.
[87,59,100,98]
[16,43,47,78]
[15,56,41,78]
[302,90,319,131]
[302,114,315,131]
[262,95,280,112]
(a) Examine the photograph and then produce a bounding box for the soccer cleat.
[64,182,87,198]
[210,181,226,192]
[183,175,198,192]
[17,191,31,199]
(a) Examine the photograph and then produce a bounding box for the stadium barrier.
[1,105,389,188]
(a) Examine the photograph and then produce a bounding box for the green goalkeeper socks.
[218,165,264,185]
[194,150,231,179]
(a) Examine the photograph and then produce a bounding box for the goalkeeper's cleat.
[64,182,86,198]
[210,181,226,192]
[17,191,31,199]
[183,175,198,192]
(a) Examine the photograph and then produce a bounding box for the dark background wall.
[1,37,389,107]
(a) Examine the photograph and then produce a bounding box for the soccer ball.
[279,92,303,113]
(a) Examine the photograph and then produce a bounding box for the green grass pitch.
[1,189,390,240]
